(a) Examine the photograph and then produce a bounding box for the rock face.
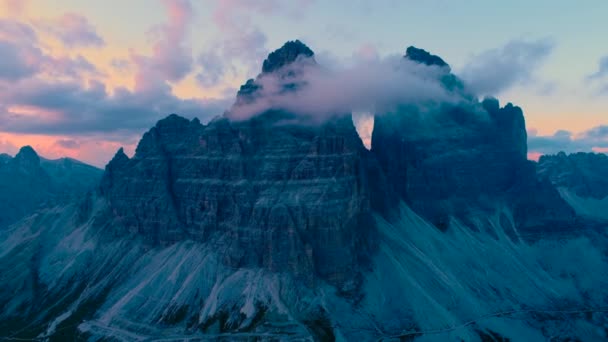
[0,153,11,164]
[100,41,380,289]
[100,112,377,288]
[0,146,102,228]
[262,39,314,73]
[371,47,574,231]
[405,46,449,68]
[234,40,316,108]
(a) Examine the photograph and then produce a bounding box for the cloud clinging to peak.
[228,55,456,121]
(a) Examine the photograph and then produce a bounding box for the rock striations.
[100,41,395,290]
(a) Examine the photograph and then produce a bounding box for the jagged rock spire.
[262,40,315,74]
[12,145,41,170]
[404,46,449,68]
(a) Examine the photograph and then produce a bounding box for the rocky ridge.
[0,146,102,228]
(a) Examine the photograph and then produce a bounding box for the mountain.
[0,153,11,165]
[538,151,608,220]
[1,41,607,341]
[0,146,103,228]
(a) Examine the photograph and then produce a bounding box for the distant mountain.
[0,153,11,165]
[538,151,608,220]
[1,42,607,341]
[0,146,102,228]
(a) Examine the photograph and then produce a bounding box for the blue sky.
[1,0,607,165]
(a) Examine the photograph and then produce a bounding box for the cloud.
[54,139,80,149]
[132,0,194,85]
[227,55,456,121]
[0,19,102,81]
[0,136,18,155]
[110,58,131,72]
[1,0,26,16]
[586,56,608,94]
[587,56,608,80]
[36,13,105,48]
[0,1,238,166]
[460,38,555,96]
[0,40,42,81]
[0,20,42,80]
[0,18,37,44]
[0,78,230,136]
[528,125,608,155]
[195,0,313,88]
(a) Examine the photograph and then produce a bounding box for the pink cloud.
[1,0,26,16]
[132,0,194,87]
[195,0,313,88]
[0,19,102,81]
[36,13,105,48]
[592,147,608,153]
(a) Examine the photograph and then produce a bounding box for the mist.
[226,55,459,122]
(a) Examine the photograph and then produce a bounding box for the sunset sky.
[1,0,607,167]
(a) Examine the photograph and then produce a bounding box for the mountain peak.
[405,46,449,68]
[13,145,40,167]
[262,40,315,73]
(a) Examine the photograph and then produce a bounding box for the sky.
[0,0,607,167]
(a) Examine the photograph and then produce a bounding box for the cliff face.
[101,116,376,289]
[100,43,579,286]
[371,47,574,231]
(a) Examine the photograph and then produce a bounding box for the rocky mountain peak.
[405,46,449,69]
[109,147,129,166]
[262,39,315,74]
[13,145,40,169]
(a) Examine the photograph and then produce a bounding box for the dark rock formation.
[234,40,316,109]
[405,46,449,69]
[262,40,314,74]
[100,112,378,289]
[0,153,11,164]
[372,50,574,231]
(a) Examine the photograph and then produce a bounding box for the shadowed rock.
[0,146,102,228]
[405,46,449,68]
[262,40,315,74]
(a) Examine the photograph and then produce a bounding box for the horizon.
[1,0,608,167]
